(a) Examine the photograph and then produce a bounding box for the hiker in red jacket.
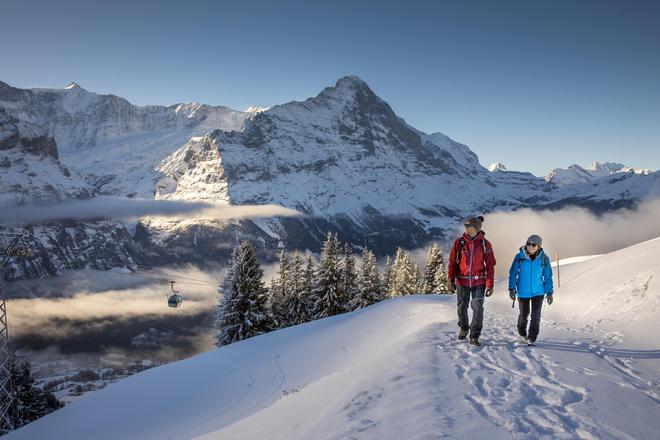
[448,215,496,346]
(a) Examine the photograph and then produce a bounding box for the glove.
[485,288,493,297]
[509,289,516,300]
[449,281,457,293]
[546,294,553,305]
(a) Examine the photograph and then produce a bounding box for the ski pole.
[511,298,516,308]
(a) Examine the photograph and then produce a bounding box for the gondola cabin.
[168,293,183,308]
[167,281,183,308]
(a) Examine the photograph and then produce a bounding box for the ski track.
[437,312,648,440]
[170,352,286,440]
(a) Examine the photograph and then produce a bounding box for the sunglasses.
[526,242,539,247]
[464,223,474,228]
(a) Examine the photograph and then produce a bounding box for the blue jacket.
[508,247,553,298]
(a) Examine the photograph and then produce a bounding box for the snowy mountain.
[0,107,144,279]
[144,76,561,258]
[546,161,653,186]
[3,76,660,274]
[148,77,660,257]
[0,108,91,206]
[0,79,255,197]
[543,168,660,211]
[8,237,660,440]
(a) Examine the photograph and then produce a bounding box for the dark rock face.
[0,109,58,159]
[19,135,59,159]
[2,222,148,281]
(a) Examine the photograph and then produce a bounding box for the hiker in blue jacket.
[508,234,554,345]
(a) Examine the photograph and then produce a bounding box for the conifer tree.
[16,361,46,425]
[217,240,273,345]
[349,248,382,310]
[0,359,58,433]
[340,242,358,310]
[303,254,316,320]
[382,255,393,297]
[390,248,417,296]
[422,243,450,294]
[270,250,291,328]
[216,248,239,347]
[413,263,424,293]
[284,253,309,325]
[434,257,450,294]
[312,232,343,318]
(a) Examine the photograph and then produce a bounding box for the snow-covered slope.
[544,237,660,347]
[9,238,660,440]
[546,161,652,186]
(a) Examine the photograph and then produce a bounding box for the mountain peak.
[64,82,83,90]
[314,75,376,104]
[244,106,269,114]
[586,161,628,173]
[334,75,369,88]
[488,162,508,172]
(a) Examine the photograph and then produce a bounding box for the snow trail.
[436,303,660,440]
[439,315,602,439]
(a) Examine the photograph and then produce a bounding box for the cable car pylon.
[0,226,34,433]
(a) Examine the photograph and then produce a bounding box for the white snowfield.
[8,238,660,440]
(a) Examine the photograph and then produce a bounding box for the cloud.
[0,197,303,224]
[7,265,223,355]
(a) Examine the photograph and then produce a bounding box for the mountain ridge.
[2,76,660,277]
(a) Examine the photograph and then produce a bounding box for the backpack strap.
[455,238,465,265]
[481,239,488,269]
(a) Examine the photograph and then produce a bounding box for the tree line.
[216,232,450,346]
[1,360,63,434]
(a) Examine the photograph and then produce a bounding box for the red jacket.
[448,231,496,289]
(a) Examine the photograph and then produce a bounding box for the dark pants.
[456,285,486,338]
[517,295,544,340]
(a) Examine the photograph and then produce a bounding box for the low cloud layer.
[7,265,222,358]
[474,198,660,276]
[0,197,302,224]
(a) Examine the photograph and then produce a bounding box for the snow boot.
[458,329,469,340]
[527,337,536,346]
[469,336,481,347]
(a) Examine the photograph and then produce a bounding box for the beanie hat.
[465,215,484,230]
[526,234,543,246]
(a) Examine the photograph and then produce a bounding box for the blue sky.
[1,0,659,175]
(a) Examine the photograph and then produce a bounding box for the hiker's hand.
[546,294,553,305]
[509,289,516,300]
[485,288,493,297]
[448,281,456,293]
